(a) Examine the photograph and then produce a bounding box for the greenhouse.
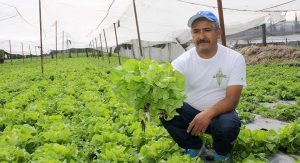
[0,0,299,162]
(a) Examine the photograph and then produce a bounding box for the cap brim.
[187,15,215,27]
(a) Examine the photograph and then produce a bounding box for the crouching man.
[161,11,246,162]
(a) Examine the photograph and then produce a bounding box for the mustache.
[196,39,210,44]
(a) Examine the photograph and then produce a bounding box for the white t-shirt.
[172,43,246,111]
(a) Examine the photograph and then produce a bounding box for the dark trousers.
[161,102,241,155]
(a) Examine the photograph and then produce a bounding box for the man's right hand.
[187,109,214,136]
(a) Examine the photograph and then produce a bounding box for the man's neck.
[196,46,218,59]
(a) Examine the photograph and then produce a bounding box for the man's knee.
[211,111,241,139]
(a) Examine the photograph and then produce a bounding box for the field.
[0,55,299,162]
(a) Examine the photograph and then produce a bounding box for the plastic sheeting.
[99,0,286,47]
[0,0,299,54]
[118,39,186,61]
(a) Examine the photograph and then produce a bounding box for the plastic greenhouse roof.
[0,0,299,54]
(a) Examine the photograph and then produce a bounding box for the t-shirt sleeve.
[171,57,185,74]
[228,54,246,87]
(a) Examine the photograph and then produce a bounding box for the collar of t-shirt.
[192,43,221,62]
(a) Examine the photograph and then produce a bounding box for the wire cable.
[86,0,116,37]
[0,15,18,21]
[176,0,298,12]
[259,0,296,11]
[0,2,33,25]
[96,0,116,29]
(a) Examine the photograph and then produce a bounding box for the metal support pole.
[217,0,226,46]
[91,39,95,57]
[9,40,12,64]
[29,45,32,61]
[22,42,24,62]
[55,20,58,65]
[62,31,64,60]
[103,29,111,64]
[133,0,143,57]
[39,0,44,73]
[131,40,136,59]
[175,38,187,51]
[89,42,91,56]
[148,46,151,59]
[113,23,121,65]
[262,24,267,46]
[168,43,171,62]
[99,34,104,60]
[86,43,89,58]
[95,38,99,59]
[67,37,71,58]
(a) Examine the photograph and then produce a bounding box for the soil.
[235,45,300,64]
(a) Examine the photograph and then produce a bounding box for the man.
[161,11,246,161]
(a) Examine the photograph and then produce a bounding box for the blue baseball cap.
[187,11,219,28]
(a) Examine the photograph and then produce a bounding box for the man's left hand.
[187,109,214,136]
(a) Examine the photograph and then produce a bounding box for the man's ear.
[217,29,221,39]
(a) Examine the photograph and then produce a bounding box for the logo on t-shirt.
[213,68,227,86]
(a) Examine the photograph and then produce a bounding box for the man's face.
[191,19,220,55]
